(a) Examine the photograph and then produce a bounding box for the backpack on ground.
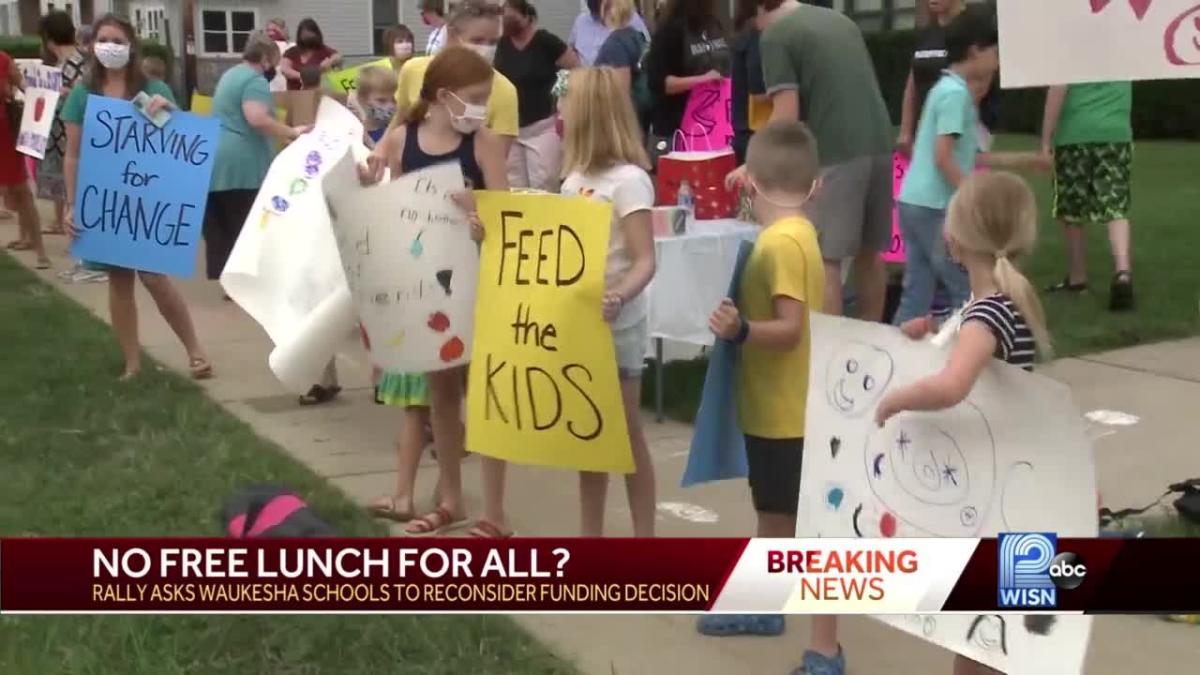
[1098,478,1200,528]
[221,484,337,538]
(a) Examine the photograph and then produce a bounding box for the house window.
[373,0,400,55]
[0,1,17,37]
[40,1,80,25]
[131,4,168,43]
[200,8,258,56]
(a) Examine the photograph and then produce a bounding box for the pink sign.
[676,78,734,152]
[884,152,909,264]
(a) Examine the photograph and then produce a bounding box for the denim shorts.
[611,317,649,380]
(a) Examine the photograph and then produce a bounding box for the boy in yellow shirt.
[704,121,844,675]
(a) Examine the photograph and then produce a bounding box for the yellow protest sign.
[327,59,392,94]
[467,191,634,474]
[190,92,212,115]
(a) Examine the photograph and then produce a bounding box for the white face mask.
[446,91,487,134]
[94,42,131,69]
[465,42,497,65]
[394,41,413,58]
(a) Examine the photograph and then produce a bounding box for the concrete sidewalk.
[7,222,1199,674]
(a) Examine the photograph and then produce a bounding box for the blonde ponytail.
[947,172,1052,358]
[994,255,1052,358]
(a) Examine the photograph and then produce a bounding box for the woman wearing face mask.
[60,14,212,380]
[360,46,509,537]
[383,25,415,74]
[279,18,341,91]
[204,33,308,286]
[380,0,518,160]
[495,0,579,191]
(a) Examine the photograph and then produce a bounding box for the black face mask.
[263,66,277,82]
[299,36,320,49]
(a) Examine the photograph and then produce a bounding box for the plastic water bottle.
[677,180,695,215]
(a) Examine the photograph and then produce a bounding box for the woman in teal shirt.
[60,14,212,380]
[204,32,304,282]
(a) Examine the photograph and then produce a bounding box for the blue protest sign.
[70,95,219,276]
[681,240,754,488]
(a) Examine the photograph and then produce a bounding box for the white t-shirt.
[560,163,655,329]
[270,41,293,92]
[426,25,446,55]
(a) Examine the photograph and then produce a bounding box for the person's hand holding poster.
[70,95,219,276]
[466,192,634,474]
[16,64,62,159]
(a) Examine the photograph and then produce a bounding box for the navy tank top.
[400,123,486,190]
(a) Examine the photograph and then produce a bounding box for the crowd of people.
[1,1,1139,673]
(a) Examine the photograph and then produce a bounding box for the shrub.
[865,29,1200,140]
[0,36,43,59]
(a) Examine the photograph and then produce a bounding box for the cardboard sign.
[798,314,1097,672]
[676,78,733,151]
[16,65,63,160]
[323,156,479,373]
[999,0,1200,87]
[70,95,219,276]
[467,191,634,474]
[884,153,910,264]
[327,59,392,94]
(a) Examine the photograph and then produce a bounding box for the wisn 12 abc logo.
[998,533,1087,608]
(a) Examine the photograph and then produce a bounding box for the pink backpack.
[222,485,336,538]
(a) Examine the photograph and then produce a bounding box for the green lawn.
[0,256,572,674]
[644,136,1200,423]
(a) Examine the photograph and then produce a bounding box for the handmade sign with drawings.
[797,313,1097,673]
[70,95,219,276]
[466,191,633,474]
[322,154,479,373]
[999,0,1200,87]
[221,98,366,392]
[16,64,62,160]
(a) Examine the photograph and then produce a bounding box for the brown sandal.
[189,357,214,380]
[368,496,415,523]
[404,506,466,537]
[467,519,514,539]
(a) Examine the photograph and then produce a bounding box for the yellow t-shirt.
[395,55,519,137]
[736,215,825,439]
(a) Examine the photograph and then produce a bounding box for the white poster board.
[999,0,1200,87]
[16,65,63,159]
[220,98,367,392]
[798,314,1098,674]
[322,153,479,373]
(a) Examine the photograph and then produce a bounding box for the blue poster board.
[681,240,754,488]
[70,95,219,277]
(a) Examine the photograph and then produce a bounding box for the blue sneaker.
[790,647,845,675]
[696,614,786,637]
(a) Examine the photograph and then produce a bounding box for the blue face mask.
[366,103,397,123]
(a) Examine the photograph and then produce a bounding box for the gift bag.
[676,78,733,152]
[656,132,738,221]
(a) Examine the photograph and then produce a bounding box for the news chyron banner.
[0,537,1196,613]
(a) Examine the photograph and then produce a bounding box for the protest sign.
[322,155,479,373]
[467,191,634,474]
[69,95,218,276]
[676,78,733,151]
[798,313,1097,673]
[884,153,909,264]
[999,0,1200,87]
[220,99,365,392]
[327,59,392,94]
[190,93,213,115]
[16,64,62,160]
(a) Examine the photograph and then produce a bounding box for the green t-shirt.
[209,63,276,192]
[1054,82,1133,146]
[760,5,892,167]
[60,77,176,125]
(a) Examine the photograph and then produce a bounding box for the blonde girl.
[354,66,399,148]
[62,14,212,380]
[560,67,657,536]
[361,46,508,535]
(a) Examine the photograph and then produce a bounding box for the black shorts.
[745,436,804,515]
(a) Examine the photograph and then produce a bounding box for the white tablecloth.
[648,219,758,347]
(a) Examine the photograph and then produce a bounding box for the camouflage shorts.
[1052,142,1133,223]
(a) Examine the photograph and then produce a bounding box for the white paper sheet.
[798,314,1098,674]
[323,152,479,373]
[267,286,357,392]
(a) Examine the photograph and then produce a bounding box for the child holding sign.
[361,46,508,535]
[559,68,658,537]
[60,14,211,380]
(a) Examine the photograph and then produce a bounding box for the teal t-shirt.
[209,63,275,192]
[1054,82,1133,146]
[60,77,176,125]
[899,71,977,210]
